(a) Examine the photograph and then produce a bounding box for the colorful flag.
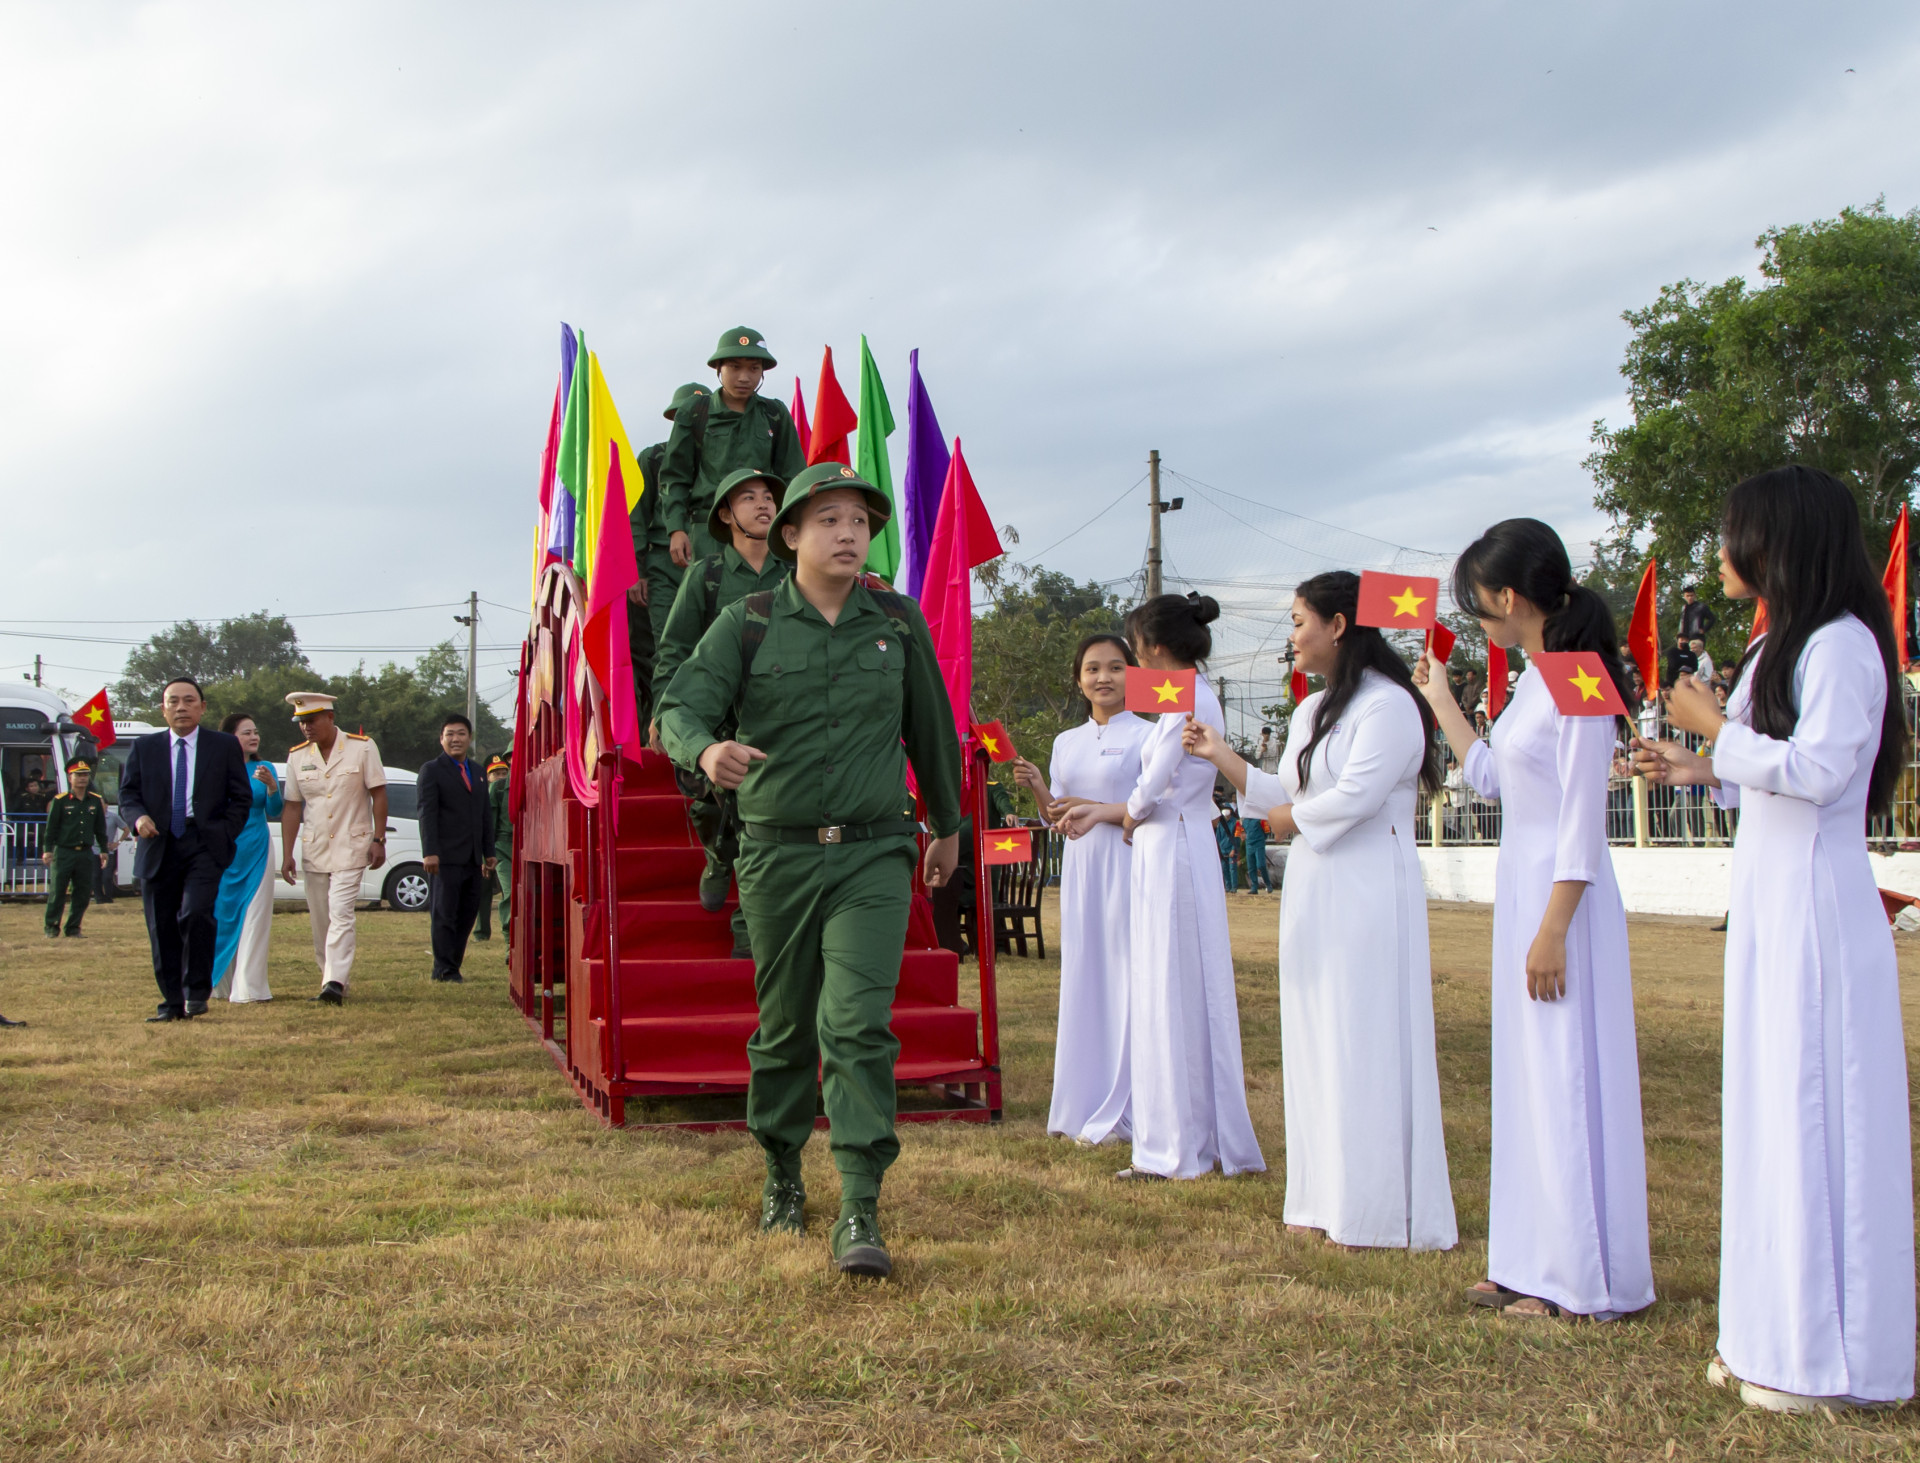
[555,326,590,569]
[971,719,1016,762]
[73,688,116,749]
[1356,571,1439,629]
[856,335,900,580]
[1487,644,1509,717]
[919,438,1003,745]
[790,376,811,458]
[1126,665,1196,714]
[1535,651,1628,716]
[544,325,581,567]
[578,351,643,580]
[807,345,857,466]
[1427,623,1457,664]
[1885,503,1909,667]
[982,826,1034,865]
[900,349,950,598]
[1626,559,1659,698]
[581,444,641,756]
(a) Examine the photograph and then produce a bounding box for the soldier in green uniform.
[41,758,109,939]
[659,328,806,570]
[486,753,512,941]
[651,467,791,957]
[630,382,710,722]
[658,463,962,1279]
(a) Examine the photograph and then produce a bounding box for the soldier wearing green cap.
[658,328,805,572]
[650,467,791,958]
[41,758,109,938]
[658,462,963,1279]
[628,382,710,723]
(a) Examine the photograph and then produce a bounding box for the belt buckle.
[817,825,843,844]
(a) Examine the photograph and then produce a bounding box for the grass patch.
[0,896,1914,1459]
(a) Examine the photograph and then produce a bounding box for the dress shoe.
[312,982,345,1005]
[184,1001,208,1017]
[831,1208,891,1279]
[0,1013,25,1028]
[760,1177,807,1235]
[431,972,464,983]
[698,868,731,913]
[146,1009,188,1023]
[42,930,59,940]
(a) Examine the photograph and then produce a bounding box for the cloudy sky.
[3,1,1916,721]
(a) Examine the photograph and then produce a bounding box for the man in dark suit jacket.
[119,676,252,1021]
[416,713,495,984]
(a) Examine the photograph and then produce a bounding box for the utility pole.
[454,593,478,728]
[33,655,42,687]
[1144,449,1183,600]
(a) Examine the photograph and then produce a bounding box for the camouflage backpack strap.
[739,590,777,671]
[702,554,726,623]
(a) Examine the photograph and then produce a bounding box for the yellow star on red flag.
[1569,665,1605,702]
[1388,585,1428,618]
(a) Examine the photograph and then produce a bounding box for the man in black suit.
[416,713,495,984]
[119,676,252,1021]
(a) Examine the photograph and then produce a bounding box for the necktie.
[171,738,188,837]
[458,760,471,791]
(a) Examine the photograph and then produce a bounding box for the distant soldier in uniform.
[279,691,388,1005]
[659,462,962,1280]
[41,757,109,938]
[485,753,512,943]
[652,466,790,957]
[631,382,712,721]
[659,328,805,569]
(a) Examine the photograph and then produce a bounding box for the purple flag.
[546,323,580,564]
[900,348,951,598]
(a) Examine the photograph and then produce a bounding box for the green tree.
[117,611,308,715]
[1587,200,1920,664]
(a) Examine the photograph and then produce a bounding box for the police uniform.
[658,330,806,564]
[281,694,387,994]
[42,763,108,937]
[658,463,962,1276]
[655,467,792,953]
[486,757,512,941]
[633,383,711,715]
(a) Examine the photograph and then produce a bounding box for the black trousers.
[429,860,484,978]
[142,827,220,1015]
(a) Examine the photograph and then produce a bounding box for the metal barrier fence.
[2,817,49,896]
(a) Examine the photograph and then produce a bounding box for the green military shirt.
[658,394,805,544]
[651,545,791,709]
[486,776,512,862]
[657,577,963,839]
[44,790,108,851]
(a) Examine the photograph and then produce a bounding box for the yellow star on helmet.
[1389,585,1428,618]
[1569,665,1605,702]
[1153,678,1183,704]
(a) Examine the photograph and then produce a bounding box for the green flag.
[558,328,592,572]
[856,334,900,579]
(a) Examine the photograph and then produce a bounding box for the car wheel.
[384,863,430,912]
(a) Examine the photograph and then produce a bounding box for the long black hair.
[1070,632,1137,717]
[1292,572,1442,794]
[1723,465,1908,818]
[1125,592,1219,666]
[1452,518,1636,716]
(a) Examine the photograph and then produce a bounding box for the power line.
[0,601,468,626]
[1016,474,1147,566]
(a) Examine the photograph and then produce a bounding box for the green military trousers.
[45,848,93,935]
[644,554,684,669]
[735,831,914,1205]
[689,785,747,944]
[627,595,658,727]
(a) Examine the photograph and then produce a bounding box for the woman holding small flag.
[1414,518,1653,1322]
[1010,633,1150,1146]
[1633,467,1913,1412]
[1185,569,1457,1250]
[1114,593,1265,1182]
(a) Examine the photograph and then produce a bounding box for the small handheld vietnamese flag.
[1290,668,1310,704]
[982,826,1034,865]
[1426,623,1457,664]
[1357,571,1439,629]
[74,688,116,748]
[1534,651,1629,716]
[972,720,1017,762]
[1126,665,1196,714]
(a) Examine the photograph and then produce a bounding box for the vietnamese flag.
[1426,623,1457,664]
[982,826,1033,865]
[74,688,116,748]
[1290,669,1311,704]
[1535,651,1629,716]
[1356,571,1439,629]
[972,719,1016,762]
[1884,503,1909,667]
[1748,599,1768,646]
[1487,644,1509,717]
[1126,665,1196,714]
[807,345,857,466]
[1627,559,1660,697]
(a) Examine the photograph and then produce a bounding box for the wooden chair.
[992,826,1051,959]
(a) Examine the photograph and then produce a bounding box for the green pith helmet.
[665,381,708,421]
[768,463,892,562]
[708,327,777,370]
[706,467,787,544]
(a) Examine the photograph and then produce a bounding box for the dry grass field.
[0,890,1916,1461]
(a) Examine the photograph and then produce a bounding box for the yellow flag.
[578,352,643,581]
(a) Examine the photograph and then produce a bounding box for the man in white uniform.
[278,692,388,1005]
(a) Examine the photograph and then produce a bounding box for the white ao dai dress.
[1464,667,1653,1317]
[1046,710,1151,1142]
[1708,616,1913,1403]
[1240,671,1457,1248]
[1123,673,1266,1179]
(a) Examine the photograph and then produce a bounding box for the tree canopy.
[117,612,307,709]
[1587,200,1920,662]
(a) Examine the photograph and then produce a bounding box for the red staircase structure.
[506,564,1002,1130]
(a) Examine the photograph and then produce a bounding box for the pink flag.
[790,377,811,461]
[582,443,641,755]
[917,438,1003,745]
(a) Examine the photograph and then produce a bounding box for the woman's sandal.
[1468,1280,1522,1309]
[1706,1354,1735,1389]
[1502,1295,1572,1320]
